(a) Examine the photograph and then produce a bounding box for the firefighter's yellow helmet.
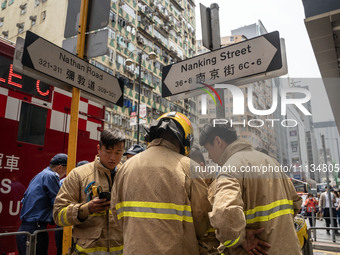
[294,214,308,248]
[145,112,192,155]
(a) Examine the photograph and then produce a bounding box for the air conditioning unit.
[125,65,134,73]
[118,18,126,27]
[29,15,37,21]
[137,36,144,45]
[170,46,174,51]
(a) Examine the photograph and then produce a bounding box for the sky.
[194,0,335,122]
[194,0,321,78]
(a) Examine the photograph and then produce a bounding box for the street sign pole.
[322,134,336,243]
[210,3,225,119]
[62,0,89,253]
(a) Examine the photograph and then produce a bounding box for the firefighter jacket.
[111,138,212,255]
[53,156,123,255]
[210,139,302,255]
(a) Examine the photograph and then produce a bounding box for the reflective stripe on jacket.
[209,139,302,255]
[111,138,211,255]
[53,156,123,253]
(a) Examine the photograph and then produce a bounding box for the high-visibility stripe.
[245,199,294,224]
[58,207,70,227]
[116,201,191,211]
[90,210,113,217]
[117,211,193,222]
[244,199,293,215]
[117,206,192,217]
[207,227,215,233]
[116,201,193,223]
[75,244,123,255]
[223,234,240,248]
[246,208,294,224]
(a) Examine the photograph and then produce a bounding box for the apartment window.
[20,3,27,15]
[1,1,7,10]
[109,10,116,24]
[121,3,135,19]
[230,36,234,42]
[108,27,115,39]
[17,102,48,146]
[34,0,39,7]
[0,17,3,27]
[108,49,114,62]
[16,22,24,33]
[41,10,46,21]
[116,53,125,65]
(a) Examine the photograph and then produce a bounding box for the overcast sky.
[194,0,335,122]
[194,0,321,78]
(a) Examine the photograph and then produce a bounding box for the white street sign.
[162,31,284,97]
[22,31,123,105]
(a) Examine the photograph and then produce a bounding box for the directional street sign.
[162,31,284,97]
[21,31,123,106]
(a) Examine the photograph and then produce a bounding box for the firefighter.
[123,144,145,160]
[16,153,67,255]
[111,112,211,255]
[53,129,125,254]
[199,123,302,255]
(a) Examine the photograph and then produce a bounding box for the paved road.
[307,217,340,242]
[305,215,340,254]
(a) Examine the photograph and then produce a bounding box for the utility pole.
[210,3,225,119]
[62,0,89,253]
[322,134,336,242]
[200,3,225,119]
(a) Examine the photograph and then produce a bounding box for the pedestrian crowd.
[305,188,340,235]
[17,112,307,255]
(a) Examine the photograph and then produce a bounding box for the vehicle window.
[17,102,47,146]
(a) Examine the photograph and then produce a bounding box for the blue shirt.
[20,167,61,223]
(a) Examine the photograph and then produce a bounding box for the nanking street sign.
[21,31,123,106]
[162,31,284,97]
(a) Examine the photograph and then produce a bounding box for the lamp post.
[321,134,336,242]
[126,47,156,144]
[325,137,340,183]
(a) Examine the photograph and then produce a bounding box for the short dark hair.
[100,129,125,149]
[199,123,237,146]
[189,145,205,165]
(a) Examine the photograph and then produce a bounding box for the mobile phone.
[99,191,111,201]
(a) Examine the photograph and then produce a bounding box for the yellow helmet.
[146,112,192,155]
[294,215,308,248]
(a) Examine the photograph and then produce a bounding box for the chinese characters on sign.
[0,153,20,172]
[162,31,283,97]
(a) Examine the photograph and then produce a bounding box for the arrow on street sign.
[21,31,123,106]
[162,31,284,97]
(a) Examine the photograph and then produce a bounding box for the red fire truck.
[0,38,105,253]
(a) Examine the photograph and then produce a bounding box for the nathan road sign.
[21,31,123,106]
[162,31,284,97]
